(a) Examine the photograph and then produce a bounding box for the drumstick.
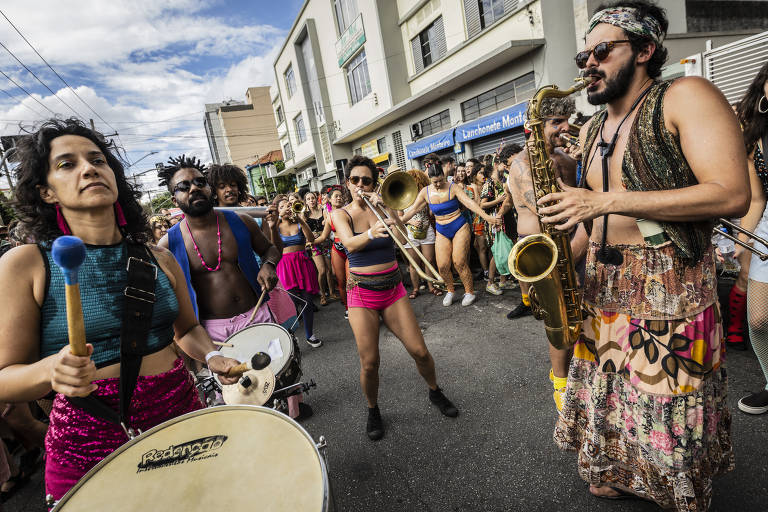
[212,341,234,347]
[225,352,272,378]
[51,236,88,356]
[246,288,268,325]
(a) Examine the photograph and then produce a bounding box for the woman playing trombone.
[400,163,500,307]
[331,155,458,441]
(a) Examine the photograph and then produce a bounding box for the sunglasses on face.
[575,40,631,69]
[173,176,208,194]
[348,176,373,186]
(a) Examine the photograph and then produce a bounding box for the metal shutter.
[469,128,525,157]
[464,0,481,38]
[503,0,518,15]
[433,16,447,60]
[392,131,406,169]
[319,125,332,164]
[705,31,768,105]
[411,36,424,74]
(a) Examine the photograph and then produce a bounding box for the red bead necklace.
[186,214,222,271]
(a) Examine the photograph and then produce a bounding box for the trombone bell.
[379,172,418,211]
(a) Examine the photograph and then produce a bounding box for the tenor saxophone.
[507,77,593,350]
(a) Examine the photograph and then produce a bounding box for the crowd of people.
[0,1,766,510]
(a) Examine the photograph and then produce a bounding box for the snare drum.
[52,406,330,511]
[216,323,302,390]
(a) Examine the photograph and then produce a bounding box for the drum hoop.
[52,405,329,511]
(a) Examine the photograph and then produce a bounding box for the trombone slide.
[717,218,768,261]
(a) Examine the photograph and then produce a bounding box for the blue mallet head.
[52,236,86,285]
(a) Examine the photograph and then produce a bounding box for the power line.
[0,68,57,116]
[0,9,120,136]
[0,40,85,119]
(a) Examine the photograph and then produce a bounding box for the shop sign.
[455,102,526,143]
[336,15,366,67]
[361,139,378,158]
[405,130,454,159]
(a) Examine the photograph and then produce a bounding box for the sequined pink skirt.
[45,357,202,501]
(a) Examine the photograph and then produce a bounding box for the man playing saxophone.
[497,96,588,412]
[536,2,748,509]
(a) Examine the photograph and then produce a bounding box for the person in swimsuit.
[331,155,459,441]
[401,169,441,299]
[0,119,241,501]
[276,198,323,348]
[314,187,350,319]
[401,163,499,306]
[303,191,335,305]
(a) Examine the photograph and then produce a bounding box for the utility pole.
[89,118,96,131]
[0,148,16,194]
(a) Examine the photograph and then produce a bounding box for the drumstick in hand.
[225,352,272,377]
[246,288,268,324]
[51,236,88,356]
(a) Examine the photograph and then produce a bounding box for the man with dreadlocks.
[498,95,587,414]
[157,154,281,351]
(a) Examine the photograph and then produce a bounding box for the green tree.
[145,191,173,215]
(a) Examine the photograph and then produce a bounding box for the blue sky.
[0,0,304,189]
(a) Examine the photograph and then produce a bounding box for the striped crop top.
[39,242,179,368]
[427,184,461,216]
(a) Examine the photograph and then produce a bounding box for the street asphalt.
[7,280,768,511]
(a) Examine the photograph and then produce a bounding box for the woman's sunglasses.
[173,176,208,194]
[348,176,373,186]
[575,40,631,69]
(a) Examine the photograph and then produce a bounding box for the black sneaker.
[507,302,532,319]
[295,403,314,421]
[366,405,384,441]
[306,337,323,348]
[429,387,458,417]
[738,390,768,415]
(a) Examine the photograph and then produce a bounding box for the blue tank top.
[342,211,396,267]
[427,183,461,216]
[39,242,179,368]
[280,228,305,247]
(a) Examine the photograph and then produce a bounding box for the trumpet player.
[536,2,747,508]
[332,155,458,441]
[276,197,323,348]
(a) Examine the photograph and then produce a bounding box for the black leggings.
[289,288,315,339]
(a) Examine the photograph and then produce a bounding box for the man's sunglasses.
[575,40,631,69]
[173,177,208,194]
[348,176,374,186]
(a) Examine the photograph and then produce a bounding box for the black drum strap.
[68,242,156,436]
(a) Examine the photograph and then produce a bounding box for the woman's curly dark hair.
[13,118,149,244]
[208,163,248,205]
[736,60,768,153]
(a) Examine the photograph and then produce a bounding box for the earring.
[55,204,72,235]
[759,95,768,114]
[114,201,127,227]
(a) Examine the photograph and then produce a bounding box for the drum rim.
[220,322,295,373]
[52,405,329,511]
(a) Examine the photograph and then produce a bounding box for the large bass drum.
[52,406,330,511]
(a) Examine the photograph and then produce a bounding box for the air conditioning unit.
[410,123,422,139]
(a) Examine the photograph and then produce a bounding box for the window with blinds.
[461,72,534,121]
[704,31,768,105]
[294,113,307,144]
[392,131,406,169]
[464,0,519,38]
[346,49,372,105]
[419,110,451,137]
[283,141,293,161]
[284,65,296,98]
[410,16,447,74]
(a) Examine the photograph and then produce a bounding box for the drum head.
[217,323,294,383]
[54,406,328,511]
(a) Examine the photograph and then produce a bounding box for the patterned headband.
[587,7,664,46]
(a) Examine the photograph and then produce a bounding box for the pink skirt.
[276,251,319,295]
[44,358,202,501]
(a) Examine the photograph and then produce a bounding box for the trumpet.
[291,201,305,214]
[359,172,445,288]
[716,218,768,261]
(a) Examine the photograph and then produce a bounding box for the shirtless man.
[537,2,747,507]
[157,156,280,338]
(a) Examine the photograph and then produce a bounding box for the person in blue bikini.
[401,163,499,306]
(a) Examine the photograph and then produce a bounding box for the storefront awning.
[455,101,527,143]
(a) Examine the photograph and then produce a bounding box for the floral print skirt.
[554,303,734,511]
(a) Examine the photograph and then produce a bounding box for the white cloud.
[0,0,285,176]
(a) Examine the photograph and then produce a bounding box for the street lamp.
[127,151,159,169]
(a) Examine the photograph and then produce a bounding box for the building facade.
[203,86,281,171]
[272,0,765,188]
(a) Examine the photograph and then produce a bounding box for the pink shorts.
[347,264,407,311]
[201,303,273,342]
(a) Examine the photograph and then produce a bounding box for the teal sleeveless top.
[39,241,179,368]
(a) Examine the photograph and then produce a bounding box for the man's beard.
[179,193,215,217]
[587,57,636,105]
